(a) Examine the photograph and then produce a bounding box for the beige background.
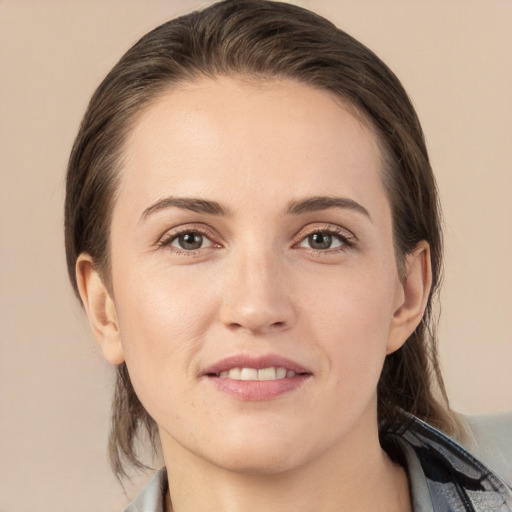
[1,1,511,510]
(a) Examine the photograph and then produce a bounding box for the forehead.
[116,76,387,217]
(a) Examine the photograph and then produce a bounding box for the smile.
[203,355,311,400]
[217,367,297,380]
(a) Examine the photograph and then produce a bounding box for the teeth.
[276,367,287,379]
[228,367,241,379]
[240,368,258,381]
[217,367,296,381]
[258,367,276,380]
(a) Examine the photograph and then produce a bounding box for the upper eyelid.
[293,223,356,241]
[157,224,220,245]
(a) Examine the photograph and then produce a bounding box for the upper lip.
[202,354,311,376]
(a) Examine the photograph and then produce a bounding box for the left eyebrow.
[286,196,372,221]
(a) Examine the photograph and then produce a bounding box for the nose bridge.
[219,239,294,333]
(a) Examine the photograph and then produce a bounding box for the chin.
[211,445,306,476]
[198,425,319,476]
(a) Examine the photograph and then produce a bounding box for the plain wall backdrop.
[1,1,511,510]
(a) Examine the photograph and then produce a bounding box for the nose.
[219,247,296,335]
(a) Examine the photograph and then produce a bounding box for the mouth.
[202,355,312,400]
[211,366,301,380]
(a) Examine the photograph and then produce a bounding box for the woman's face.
[96,77,420,473]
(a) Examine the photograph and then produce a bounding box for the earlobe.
[387,241,432,354]
[75,254,125,365]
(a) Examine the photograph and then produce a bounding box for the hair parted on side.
[65,0,461,481]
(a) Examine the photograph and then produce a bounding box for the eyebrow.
[140,195,371,222]
[287,196,371,220]
[140,197,230,221]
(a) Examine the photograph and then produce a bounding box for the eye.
[158,228,218,252]
[169,231,214,251]
[305,232,340,250]
[173,232,203,250]
[296,227,353,252]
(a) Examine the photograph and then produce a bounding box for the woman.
[64,1,511,510]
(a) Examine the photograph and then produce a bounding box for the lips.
[203,354,310,377]
[202,354,312,400]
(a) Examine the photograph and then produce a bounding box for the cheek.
[112,265,221,404]
[116,263,219,342]
[299,263,397,385]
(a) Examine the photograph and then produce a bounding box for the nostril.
[226,322,243,331]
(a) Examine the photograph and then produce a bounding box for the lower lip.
[207,375,310,400]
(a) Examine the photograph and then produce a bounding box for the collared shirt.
[124,413,512,512]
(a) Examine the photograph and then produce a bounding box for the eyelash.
[157,226,219,255]
[293,224,356,254]
[157,224,356,255]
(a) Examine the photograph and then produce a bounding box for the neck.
[160,409,410,512]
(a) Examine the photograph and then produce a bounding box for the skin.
[77,77,431,512]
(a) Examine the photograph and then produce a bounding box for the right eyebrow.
[140,196,230,222]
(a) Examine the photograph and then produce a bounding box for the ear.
[387,241,432,354]
[75,254,125,365]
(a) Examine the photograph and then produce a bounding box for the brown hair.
[65,0,460,480]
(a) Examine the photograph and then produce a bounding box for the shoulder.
[382,412,512,511]
[123,467,168,512]
[461,411,512,487]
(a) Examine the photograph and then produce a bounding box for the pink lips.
[202,354,311,401]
